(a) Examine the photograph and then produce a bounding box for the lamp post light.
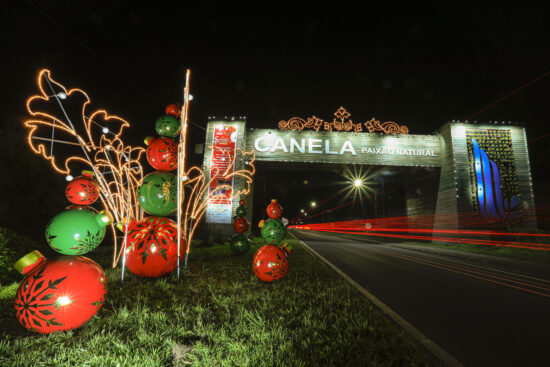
[310,201,316,208]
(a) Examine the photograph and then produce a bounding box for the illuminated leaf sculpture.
[24,69,145,267]
[23,68,256,274]
[179,147,255,266]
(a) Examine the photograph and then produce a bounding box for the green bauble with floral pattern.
[236,205,247,218]
[45,207,113,255]
[137,171,178,216]
[230,234,250,255]
[155,115,181,138]
[260,218,286,245]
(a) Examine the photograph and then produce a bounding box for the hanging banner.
[205,124,238,223]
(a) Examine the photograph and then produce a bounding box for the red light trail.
[289,212,548,251]
[391,252,550,298]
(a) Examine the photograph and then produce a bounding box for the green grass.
[0,227,43,285]
[0,234,439,367]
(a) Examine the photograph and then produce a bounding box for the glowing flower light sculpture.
[23,68,257,278]
[24,69,145,268]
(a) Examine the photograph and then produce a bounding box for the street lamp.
[354,179,363,187]
[310,201,316,208]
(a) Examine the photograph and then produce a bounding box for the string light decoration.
[278,106,409,134]
[24,69,146,268]
[172,70,256,272]
[180,147,256,268]
[23,68,257,275]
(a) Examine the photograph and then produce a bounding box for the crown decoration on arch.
[278,107,409,134]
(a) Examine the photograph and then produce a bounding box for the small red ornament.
[65,170,99,205]
[239,199,245,206]
[145,136,178,171]
[14,250,107,333]
[165,104,181,117]
[252,244,290,282]
[233,217,249,233]
[266,199,282,219]
[124,217,183,277]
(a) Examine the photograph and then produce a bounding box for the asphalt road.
[290,229,550,367]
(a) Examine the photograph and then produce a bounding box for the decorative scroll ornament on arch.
[278,107,409,134]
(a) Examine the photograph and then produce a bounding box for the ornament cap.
[14,250,45,275]
[283,243,291,254]
[144,136,154,146]
[271,199,277,203]
[258,219,265,228]
[96,210,114,227]
[81,170,94,177]
[116,217,132,232]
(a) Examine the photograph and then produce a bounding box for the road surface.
[290,229,550,367]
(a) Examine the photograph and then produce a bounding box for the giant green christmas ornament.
[236,205,247,218]
[230,234,250,255]
[45,207,113,255]
[260,218,286,245]
[137,171,177,216]
[155,115,181,138]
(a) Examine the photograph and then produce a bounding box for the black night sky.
[2,2,550,231]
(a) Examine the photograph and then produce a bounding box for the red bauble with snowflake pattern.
[252,244,290,282]
[233,217,249,233]
[124,217,183,278]
[165,104,181,117]
[144,136,178,171]
[266,199,282,219]
[13,250,107,334]
[65,170,100,205]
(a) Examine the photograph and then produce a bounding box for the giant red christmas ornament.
[13,250,107,334]
[123,217,183,277]
[144,136,178,171]
[266,199,282,219]
[252,244,290,282]
[165,104,181,117]
[233,217,249,233]
[65,170,100,205]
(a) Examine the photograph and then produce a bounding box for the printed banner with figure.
[206,124,238,223]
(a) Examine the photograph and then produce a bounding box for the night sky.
[2,2,550,224]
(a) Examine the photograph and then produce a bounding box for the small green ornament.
[230,234,250,255]
[155,115,181,138]
[260,218,286,245]
[236,205,247,218]
[45,207,112,255]
[137,171,178,216]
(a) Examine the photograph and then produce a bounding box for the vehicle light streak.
[391,252,550,298]
[290,225,550,251]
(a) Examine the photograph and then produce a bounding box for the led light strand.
[278,107,409,134]
[24,69,145,268]
[177,69,191,276]
[181,147,255,264]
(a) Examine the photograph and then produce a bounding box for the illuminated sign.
[254,136,436,157]
[205,124,238,224]
[246,129,440,167]
[278,107,409,134]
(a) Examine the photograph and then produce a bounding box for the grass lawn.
[0,230,439,367]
